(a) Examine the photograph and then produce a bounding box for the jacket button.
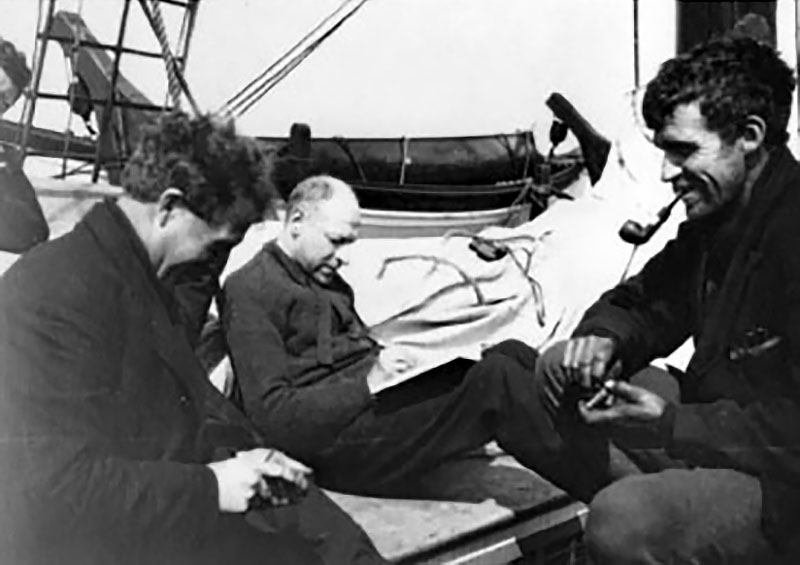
[179,395,191,406]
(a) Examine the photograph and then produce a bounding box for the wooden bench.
[327,449,588,564]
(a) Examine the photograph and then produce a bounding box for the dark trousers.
[532,341,794,564]
[7,483,385,565]
[238,484,386,565]
[311,339,547,494]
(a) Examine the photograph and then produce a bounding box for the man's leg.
[520,342,688,501]
[313,338,674,497]
[182,514,322,565]
[313,339,548,493]
[585,468,790,564]
[315,338,615,496]
[246,484,388,564]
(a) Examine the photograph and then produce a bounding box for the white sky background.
[0,0,679,140]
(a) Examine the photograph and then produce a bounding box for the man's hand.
[561,335,618,389]
[578,380,667,426]
[207,448,312,512]
[366,345,418,394]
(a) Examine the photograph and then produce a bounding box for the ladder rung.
[157,0,194,7]
[35,92,175,113]
[40,34,184,63]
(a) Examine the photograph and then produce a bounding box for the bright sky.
[1,0,677,139]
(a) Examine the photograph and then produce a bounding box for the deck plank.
[326,452,584,562]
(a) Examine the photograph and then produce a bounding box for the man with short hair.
[0,36,48,252]
[527,36,800,562]
[222,174,553,495]
[0,112,384,564]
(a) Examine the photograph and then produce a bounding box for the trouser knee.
[481,339,539,370]
[463,353,524,399]
[585,477,666,564]
[532,340,573,415]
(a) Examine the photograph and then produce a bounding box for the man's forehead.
[309,195,359,221]
[654,102,711,145]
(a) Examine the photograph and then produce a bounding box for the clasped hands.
[207,448,312,513]
[560,335,667,426]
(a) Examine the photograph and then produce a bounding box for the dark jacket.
[0,200,257,564]
[222,240,378,462]
[573,146,800,547]
[0,147,48,252]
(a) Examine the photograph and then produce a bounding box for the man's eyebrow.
[657,138,697,150]
[328,233,356,244]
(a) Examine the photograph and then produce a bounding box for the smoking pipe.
[618,189,685,245]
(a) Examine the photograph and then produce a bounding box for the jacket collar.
[83,198,182,323]
[264,239,315,287]
[80,198,263,443]
[263,239,355,296]
[690,145,800,371]
[263,239,363,365]
[82,200,213,401]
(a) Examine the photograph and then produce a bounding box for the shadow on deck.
[327,450,588,564]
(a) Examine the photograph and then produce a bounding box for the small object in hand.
[585,379,616,410]
[249,476,306,509]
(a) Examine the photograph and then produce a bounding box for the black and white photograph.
[1,1,799,563]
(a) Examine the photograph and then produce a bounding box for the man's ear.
[741,115,767,154]
[155,188,186,228]
[286,205,305,237]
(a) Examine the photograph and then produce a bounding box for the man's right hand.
[366,345,417,394]
[561,335,618,389]
[207,448,312,512]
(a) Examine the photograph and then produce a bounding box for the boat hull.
[358,204,532,238]
[259,131,559,186]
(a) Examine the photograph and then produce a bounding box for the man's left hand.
[578,380,666,426]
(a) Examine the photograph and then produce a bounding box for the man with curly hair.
[0,36,49,252]
[525,36,800,562]
[0,112,385,564]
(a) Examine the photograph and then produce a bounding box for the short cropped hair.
[121,112,277,228]
[642,36,795,147]
[285,175,356,218]
[0,38,31,93]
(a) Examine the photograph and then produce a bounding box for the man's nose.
[335,243,353,266]
[661,156,682,183]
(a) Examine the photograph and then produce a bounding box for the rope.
[399,136,410,185]
[145,0,182,109]
[218,1,356,115]
[220,0,370,119]
[175,2,191,66]
[229,2,367,118]
[521,129,534,179]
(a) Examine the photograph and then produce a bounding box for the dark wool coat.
[222,240,379,461]
[573,146,800,548]
[0,201,386,565]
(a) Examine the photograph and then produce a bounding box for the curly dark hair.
[0,37,31,94]
[121,112,277,228]
[642,36,795,147]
